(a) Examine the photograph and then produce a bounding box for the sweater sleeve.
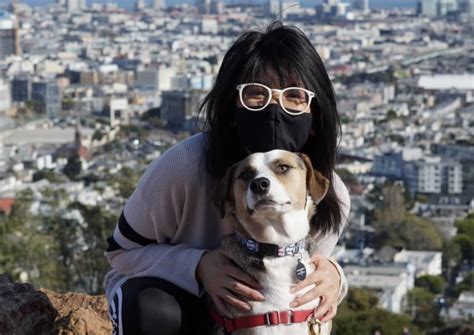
[312,172,351,305]
[104,139,208,297]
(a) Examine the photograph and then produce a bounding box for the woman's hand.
[196,248,265,318]
[289,253,341,323]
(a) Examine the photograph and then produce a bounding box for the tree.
[32,169,62,183]
[406,287,442,330]
[0,189,67,291]
[415,275,445,294]
[63,153,82,180]
[336,168,358,185]
[442,240,462,270]
[453,272,474,298]
[334,288,421,335]
[65,201,118,294]
[372,184,443,250]
[109,166,141,199]
[452,234,472,262]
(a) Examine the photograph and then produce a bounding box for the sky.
[16,0,418,10]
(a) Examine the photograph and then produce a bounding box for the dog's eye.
[277,164,291,173]
[239,170,255,181]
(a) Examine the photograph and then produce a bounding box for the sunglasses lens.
[241,84,270,109]
[282,89,311,113]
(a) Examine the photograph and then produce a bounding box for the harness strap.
[209,307,314,333]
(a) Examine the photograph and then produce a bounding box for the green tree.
[336,168,358,185]
[452,234,473,262]
[415,275,445,294]
[32,169,62,183]
[372,184,443,250]
[334,288,420,335]
[452,272,474,298]
[442,240,462,271]
[0,189,66,291]
[66,201,118,294]
[109,166,141,199]
[406,287,441,330]
[63,153,82,180]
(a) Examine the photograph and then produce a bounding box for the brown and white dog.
[212,149,331,335]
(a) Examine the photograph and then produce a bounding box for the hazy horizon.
[15,0,419,10]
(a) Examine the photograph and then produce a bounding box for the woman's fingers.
[214,296,232,319]
[319,304,337,323]
[221,288,252,312]
[290,270,325,293]
[291,281,335,308]
[312,296,331,320]
[226,264,263,290]
[226,280,265,302]
[290,285,320,308]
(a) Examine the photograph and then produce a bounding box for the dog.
[212,149,331,335]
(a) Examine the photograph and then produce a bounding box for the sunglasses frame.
[236,82,315,115]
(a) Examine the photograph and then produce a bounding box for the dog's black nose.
[250,177,270,195]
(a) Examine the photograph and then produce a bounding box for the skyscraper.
[153,0,166,11]
[11,75,31,102]
[0,11,18,61]
[135,0,146,12]
[418,0,437,16]
[66,0,81,13]
[0,77,11,113]
[418,0,457,16]
[353,0,369,13]
[197,0,211,14]
[31,79,61,119]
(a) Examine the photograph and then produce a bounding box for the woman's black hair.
[196,20,343,236]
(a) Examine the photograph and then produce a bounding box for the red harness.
[210,307,314,334]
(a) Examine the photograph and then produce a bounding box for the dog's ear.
[213,163,238,218]
[298,153,330,205]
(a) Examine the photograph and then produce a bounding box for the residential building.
[0,11,17,61]
[31,79,61,119]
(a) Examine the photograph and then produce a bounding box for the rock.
[41,289,112,335]
[0,274,112,335]
[0,273,57,334]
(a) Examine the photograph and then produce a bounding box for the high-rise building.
[353,0,369,13]
[197,0,211,14]
[161,89,206,129]
[280,0,300,18]
[66,0,81,12]
[418,0,458,16]
[265,0,280,17]
[0,11,18,61]
[31,79,61,119]
[373,150,464,195]
[418,0,438,16]
[437,0,457,16]
[153,0,166,10]
[0,77,11,113]
[11,74,31,102]
[135,0,145,11]
[209,0,224,14]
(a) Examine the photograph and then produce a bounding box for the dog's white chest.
[225,253,330,335]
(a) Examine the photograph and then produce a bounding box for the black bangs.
[198,20,343,237]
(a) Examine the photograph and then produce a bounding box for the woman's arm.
[288,171,351,323]
[104,138,208,297]
[312,171,351,304]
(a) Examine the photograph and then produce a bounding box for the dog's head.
[214,150,330,244]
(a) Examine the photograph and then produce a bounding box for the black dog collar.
[233,232,305,258]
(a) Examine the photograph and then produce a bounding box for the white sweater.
[103,132,350,306]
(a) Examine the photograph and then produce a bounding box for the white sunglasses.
[236,82,315,115]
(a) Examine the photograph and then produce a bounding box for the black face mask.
[233,104,313,153]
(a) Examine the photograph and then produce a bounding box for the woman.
[104,20,350,335]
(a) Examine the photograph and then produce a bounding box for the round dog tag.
[295,259,307,281]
